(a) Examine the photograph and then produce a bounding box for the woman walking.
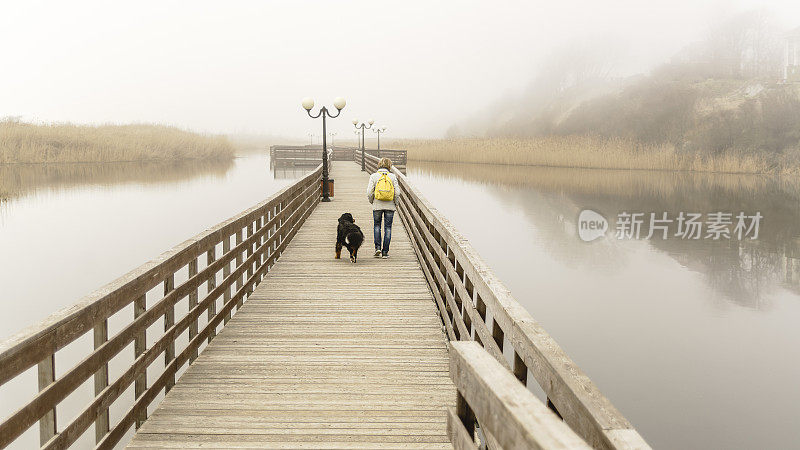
[366,157,401,258]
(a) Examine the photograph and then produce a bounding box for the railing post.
[164,274,175,393]
[277,201,284,258]
[93,320,109,442]
[269,207,276,260]
[258,215,266,280]
[37,354,57,446]
[188,257,199,363]
[245,221,257,296]
[235,228,244,307]
[134,294,147,428]
[223,235,232,324]
[207,248,217,342]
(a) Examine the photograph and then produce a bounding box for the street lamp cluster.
[352,119,373,171]
[302,97,346,202]
[352,120,388,171]
[301,96,388,199]
[373,126,387,152]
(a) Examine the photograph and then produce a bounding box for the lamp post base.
[321,197,332,202]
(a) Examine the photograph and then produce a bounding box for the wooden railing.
[448,341,591,450]
[361,153,650,449]
[363,148,407,169]
[271,145,407,172]
[269,146,361,164]
[0,166,322,449]
[269,146,326,167]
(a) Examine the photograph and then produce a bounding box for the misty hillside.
[453,11,800,157]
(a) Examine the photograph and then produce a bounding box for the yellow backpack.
[374,172,395,201]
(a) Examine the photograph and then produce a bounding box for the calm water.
[1,156,799,449]
[406,162,800,450]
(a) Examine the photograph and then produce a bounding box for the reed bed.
[389,136,800,175]
[0,121,235,164]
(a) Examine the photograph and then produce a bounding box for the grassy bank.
[0,120,235,164]
[389,136,800,175]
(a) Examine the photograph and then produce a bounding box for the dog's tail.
[345,231,363,249]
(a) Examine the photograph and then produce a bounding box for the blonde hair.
[378,157,392,170]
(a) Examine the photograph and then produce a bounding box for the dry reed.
[388,136,800,175]
[0,120,235,164]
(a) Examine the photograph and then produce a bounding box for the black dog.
[336,213,364,263]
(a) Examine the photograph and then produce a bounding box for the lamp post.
[373,127,387,151]
[352,119,374,171]
[302,96,346,202]
[353,130,361,160]
[328,132,337,148]
[307,133,314,145]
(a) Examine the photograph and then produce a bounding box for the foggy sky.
[2,0,799,139]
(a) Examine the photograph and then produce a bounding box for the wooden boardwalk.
[127,161,456,449]
[1,150,649,449]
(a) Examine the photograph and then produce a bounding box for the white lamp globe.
[352,118,358,125]
[368,119,374,125]
[301,97,315,111]
[333,97,346,110]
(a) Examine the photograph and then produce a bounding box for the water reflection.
[407,161,800,449]
[410,161,800,309]
[0,158,234,202]
[271,164,318,180]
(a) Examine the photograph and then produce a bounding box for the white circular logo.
[578,209,608,242]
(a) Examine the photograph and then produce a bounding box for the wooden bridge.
[0,151,650,449]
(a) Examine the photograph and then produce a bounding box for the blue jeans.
[373,210,394,255]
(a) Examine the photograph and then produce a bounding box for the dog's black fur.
[336,213,364,263]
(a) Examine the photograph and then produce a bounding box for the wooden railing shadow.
[0,166,322,449]
[361,153,650,449]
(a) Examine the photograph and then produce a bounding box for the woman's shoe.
[374,250,382,258]
[381,254,389,259]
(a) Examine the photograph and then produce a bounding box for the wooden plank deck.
[127,161,455,449]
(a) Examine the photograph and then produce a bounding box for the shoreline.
[390,137,800,177]
[405,157,786,177]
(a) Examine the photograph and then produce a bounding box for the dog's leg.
[349,247,356,263]
[335,242,342,259]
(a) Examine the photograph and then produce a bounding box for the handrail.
[270,146,370,167]
[448,341,591,450]
[269,145,406,166]
[360,152,649,449]
[363,148,407,167]
[0,165,322,449]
